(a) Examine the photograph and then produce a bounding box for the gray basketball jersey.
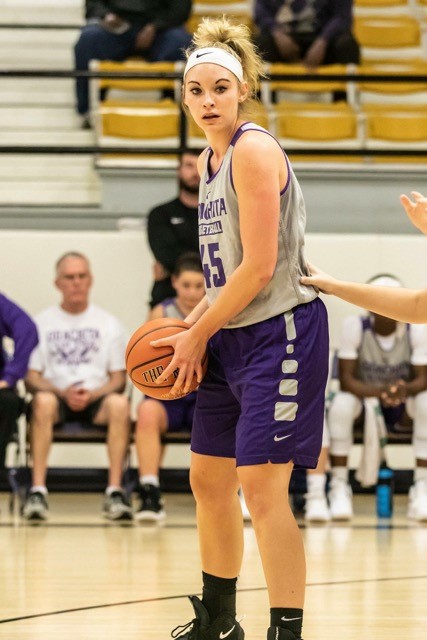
[357,316,412,385]
[198,122,317,328]
[161,298,184,320]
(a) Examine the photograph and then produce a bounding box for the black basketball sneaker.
[171,595,244,639]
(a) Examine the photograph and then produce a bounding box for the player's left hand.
[300,262,337,294]
[151,327,207,397]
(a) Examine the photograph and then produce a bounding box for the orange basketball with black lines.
[125,318,208,400]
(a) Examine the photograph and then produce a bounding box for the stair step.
[0,153,94,174]
[0,152,100,206]
[1,51,74,69]
[0,0,82,26]
[0,77,77,104]
[0,4,108,212]
[0,160,96,181]
[0,129,95,145]
[0,107,82,130]
[0,28,79,46]
[0,181,100,206]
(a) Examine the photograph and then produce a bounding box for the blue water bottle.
[376,463,394,518]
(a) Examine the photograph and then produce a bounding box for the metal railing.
[1,67,427,157]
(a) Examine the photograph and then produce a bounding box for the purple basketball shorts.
[162,391,197,432]
[191,297,329,468]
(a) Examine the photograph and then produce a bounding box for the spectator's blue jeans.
[74,23,192,115]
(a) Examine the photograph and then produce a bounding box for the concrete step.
[0,181,100,206]
[0,79,76,106]
[0,5,102,211]
[0,106,82,130]
[0,28,79,47]
[0,152,100,206]
[0,154,96,179]
[1,50,74,69]
[0,129,94,146]
[0,0,82,26]
[0,28,78,68]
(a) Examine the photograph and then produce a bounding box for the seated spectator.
[327,274,427,522]
[134,252,204,521]
[147,150,200,308]
[0,294,38,471]
[254,0,360,69]
[23,252,132,521]
[74,0,192,125]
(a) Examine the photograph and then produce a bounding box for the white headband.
[184,47,244,82]
[369,275,402,288]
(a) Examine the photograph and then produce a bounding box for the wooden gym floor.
[1,492,426,639]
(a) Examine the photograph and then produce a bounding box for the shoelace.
[170,617,199,638]
[170,614,244,638]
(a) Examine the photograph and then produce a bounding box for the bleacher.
[0,0,426,223]
[88,0,427,168]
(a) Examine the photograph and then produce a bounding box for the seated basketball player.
[326,275,427,521]
[302,192,427,522]
[24,252,132,521]
[134,253,205,521]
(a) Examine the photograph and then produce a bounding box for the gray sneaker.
[22,491,49,521]
[103,490,133,521]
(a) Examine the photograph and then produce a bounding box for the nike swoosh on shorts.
[274,434,291,442]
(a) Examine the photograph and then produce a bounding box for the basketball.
[125,317,208,400]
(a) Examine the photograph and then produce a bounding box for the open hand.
[400,191,427,235]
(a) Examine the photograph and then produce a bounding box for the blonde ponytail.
[187,16,265,100]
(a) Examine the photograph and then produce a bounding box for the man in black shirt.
[147,150,200,308]
[75,0,192,123]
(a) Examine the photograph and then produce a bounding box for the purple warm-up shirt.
[0,293,38,387]
[254,0,354,42]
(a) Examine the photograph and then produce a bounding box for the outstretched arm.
[301,263,427,324]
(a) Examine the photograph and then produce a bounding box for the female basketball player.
[301,191,427,324]
[151,17,329,640]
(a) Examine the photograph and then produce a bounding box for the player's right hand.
[400,191,427,235]
[300,262,337,294]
